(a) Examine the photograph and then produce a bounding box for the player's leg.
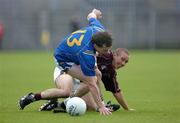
[39,73,74,111]
[40,74,73,99]
[19,67,73,110]
[81,92,97,111]
[53,79,84,113]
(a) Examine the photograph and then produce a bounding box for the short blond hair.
[114,48,129,56]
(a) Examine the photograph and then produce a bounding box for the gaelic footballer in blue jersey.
[19,9,113,116]
[54,19,111,76]
[53,9,112,115]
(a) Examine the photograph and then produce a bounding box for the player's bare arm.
[95,68,104,102]
[113,91,135,111]
[83,76,111,115]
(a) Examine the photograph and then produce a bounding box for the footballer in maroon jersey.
[97,48,134,111]
[97,51,120,93]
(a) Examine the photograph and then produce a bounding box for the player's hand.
[99,106,112,115]
[128,108,135,111]
[126,108,135,111]
[92,9,102,19]
[87,9,102,20]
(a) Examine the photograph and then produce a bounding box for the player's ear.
[93,43,98,48]
[93,44,100,52]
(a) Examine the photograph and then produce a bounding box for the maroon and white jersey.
[97,52,120,93]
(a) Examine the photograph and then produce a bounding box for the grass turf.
[0,50,180,123]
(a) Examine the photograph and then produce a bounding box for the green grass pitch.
[0,50,180,123]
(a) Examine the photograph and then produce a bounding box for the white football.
[66,97,87,116]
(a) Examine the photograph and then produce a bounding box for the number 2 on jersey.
[67,30,86,47]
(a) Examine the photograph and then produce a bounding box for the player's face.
[113,52,129,69]
[94,44,111,54]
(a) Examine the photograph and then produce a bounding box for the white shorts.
[53,66,80,92]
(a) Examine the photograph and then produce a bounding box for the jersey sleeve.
[78,51,96,76]
[88,18,105,30]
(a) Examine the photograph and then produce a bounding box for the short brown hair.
[91,32,112,47]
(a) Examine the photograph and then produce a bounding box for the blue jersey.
[54,18,105,76]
